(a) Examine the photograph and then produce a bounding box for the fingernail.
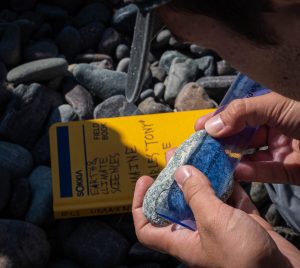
[205,115,224,135]
[176,166,191,187]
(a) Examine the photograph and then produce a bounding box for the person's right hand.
[195,92,300,186]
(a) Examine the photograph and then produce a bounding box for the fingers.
[165,147,177,163]
[194,112,214,131]
[204,92,300,140]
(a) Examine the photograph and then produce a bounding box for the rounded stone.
[98,27,122,55]
[174,82,216,111]
[79,22,105,51]
[0,220,50,267]
[25,166,53,226]
[62,220,129,268]
[140,89,155,101]
[115,44,130,60]
[7,58,68,84]
[0,169,11,212]
[150,62,167,83]
[48,104,78,126]
[74,63,127,100]
[36,4,68,20]
[158,50,187,74]
[24,41,58,62]
[90,59,113,70]
[112,4,138,34]
[195,56,216,77]
[0,23,21,66]
[138,97,172,114]
[190,44,211,57]
[154,82,165,100]
[154,29,171,49]
[57,26,81,62]
[217,60,236,76]
[14,19,34,45]
[0,142,33,178]
[94,95,141,118]
[75,53,112,63]
[9,177,31,219]
[116,57,130,73]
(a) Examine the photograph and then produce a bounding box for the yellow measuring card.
[50,109,214,219]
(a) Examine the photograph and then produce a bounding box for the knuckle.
[184,178,211,205]
[222,99,247,125]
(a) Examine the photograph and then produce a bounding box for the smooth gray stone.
[154,29,171,49]
[36,4,68,20]
[150,62,166,83]
[75,53,112,63]
[94,95,141,118]
[112,4,138,34]
[57,26,81,62]
[190,44,211,57]
[217,60,236,76]
[7,58,68,84]
[115,44,130,60]
[0,220,50,267]
[90,59,113,70]
[0,83,52,148]
[164,57,198,104]
[140,89,155,101]
[195,56,216,77]
[153,82,165,100]
[25,166,52,226]
[116,57,130,73]
[197,75,236,103]
[0,169,11,212]
[0,23,21,66]
[48,104,77,126]
[65,85,94,120]
[98,27,122,55]
[74,64,127,99]
[24,40,58,62]
[79,22,105,50]
[174,82,215,111]
[9,177,31,219]
[47,259,82,268]
[62,220,129,268]
[138,97,172,114]
[158,50,187,74]
[9,0,37,12]
[0,142,33,178]
[74,3,111,28]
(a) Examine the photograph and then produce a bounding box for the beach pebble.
[74,63,127,99]
[0,142,33,178]
[7,58,68,84]
[154,82,165,100]
[217,60,236,76]
[116,57,130,73]
[98,27,122,54]
[115,44,130,60]
[0,220,50,267]
[25,166,53,226]
[94,95,141,118]
[79,22,105,50]
[112,4,138,34]
[159,50,187,73]
[175,83,215,111]
[195,56,216,77]
[75,53,112,63]
[24,40,58,62]
[36,4,68,20]
[138,97,172,114]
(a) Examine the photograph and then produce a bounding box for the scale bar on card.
[56,126,73,198]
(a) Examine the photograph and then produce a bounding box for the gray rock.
[197,75,236,103]
[112,4,138,34]
[115,44,130,60]
[190,44,211,57]
[74,3,111,28]
[153,82,165,100]
[36,4,68,20]
[0,23,21,66]
[65,85,94,120]
[140,89,155,101]
[7,58,68,84]
[25,166,52,226]
[74,64,127,99]
[0,220,50,267]
[47,76,63,91]
[9,177,31,219]
[63,220,129,268]
[0,83,52,148]
[175,82,216,111]
[138,97,172,114]
[217,60,236,76]
[264,203,282,227]
[79,22,105,50]
[0,142,33,178]
[164,57,199,104]
[195,56,216,77]
[98,27,122,55]
[9,0,37,12]
[116,57,130,73]
[0,169,11,212]
[150,61,167,83]
[75,53,112,63]
[90,59,113,70]
[47,259,82,268]
[159,50,187,73]
[57,26,81,62]
[94,95,141,118]
[48,104,78,126]
[129,242,171,263]
[249,182,269,208]
[24,41,58,62]
[154,29,171,49]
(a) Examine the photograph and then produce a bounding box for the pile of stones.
[0,0,299,267]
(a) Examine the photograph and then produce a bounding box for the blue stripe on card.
[56,126,73,198]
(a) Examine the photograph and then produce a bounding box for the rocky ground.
[0,0,299,267]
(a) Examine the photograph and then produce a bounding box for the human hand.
[132,161,300,267]
[195,92,300,185]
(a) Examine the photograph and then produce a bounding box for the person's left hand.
[132,151,300,267]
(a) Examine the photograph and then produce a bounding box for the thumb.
[205,92,300,139]
[175,165,229,230]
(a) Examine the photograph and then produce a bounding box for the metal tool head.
[125,0,171,103]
